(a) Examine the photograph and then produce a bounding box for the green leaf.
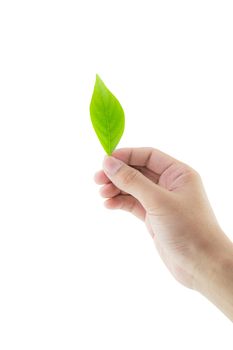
[90,74,125,155]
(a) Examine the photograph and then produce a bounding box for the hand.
[94,147,232,291]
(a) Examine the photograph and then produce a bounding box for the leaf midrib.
[98,85,111,154]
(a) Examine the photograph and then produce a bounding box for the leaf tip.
[95,74,106,88]
[95,73,101,82]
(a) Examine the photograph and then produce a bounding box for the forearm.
[194,232,233,322]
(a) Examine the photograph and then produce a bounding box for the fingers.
[95,166,160,185]
[94,171,145,220]
[136,166,160,184]
[94,147,178,215]
[102,156,168,211]
[95,147,179,186]
[112,147,180,176]
[104,195,146,221]
[94,171,128,196]
[94,170,111,185]
[99,183,120,198]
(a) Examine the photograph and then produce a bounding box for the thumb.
[103,156,167,211]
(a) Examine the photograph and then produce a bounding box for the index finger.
[112,147,180,175]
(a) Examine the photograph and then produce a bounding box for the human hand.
[94,147,232,291]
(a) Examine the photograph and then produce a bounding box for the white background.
[0,0,233,348]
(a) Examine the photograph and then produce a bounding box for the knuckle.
[121,168,139,187]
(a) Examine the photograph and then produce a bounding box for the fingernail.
[103,156,123,176]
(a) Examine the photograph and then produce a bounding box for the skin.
[94,147,233,321]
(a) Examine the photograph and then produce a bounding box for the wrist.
[193,230,233,320]
[193,230,233,292]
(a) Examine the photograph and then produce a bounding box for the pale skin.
[94,147,233,322]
